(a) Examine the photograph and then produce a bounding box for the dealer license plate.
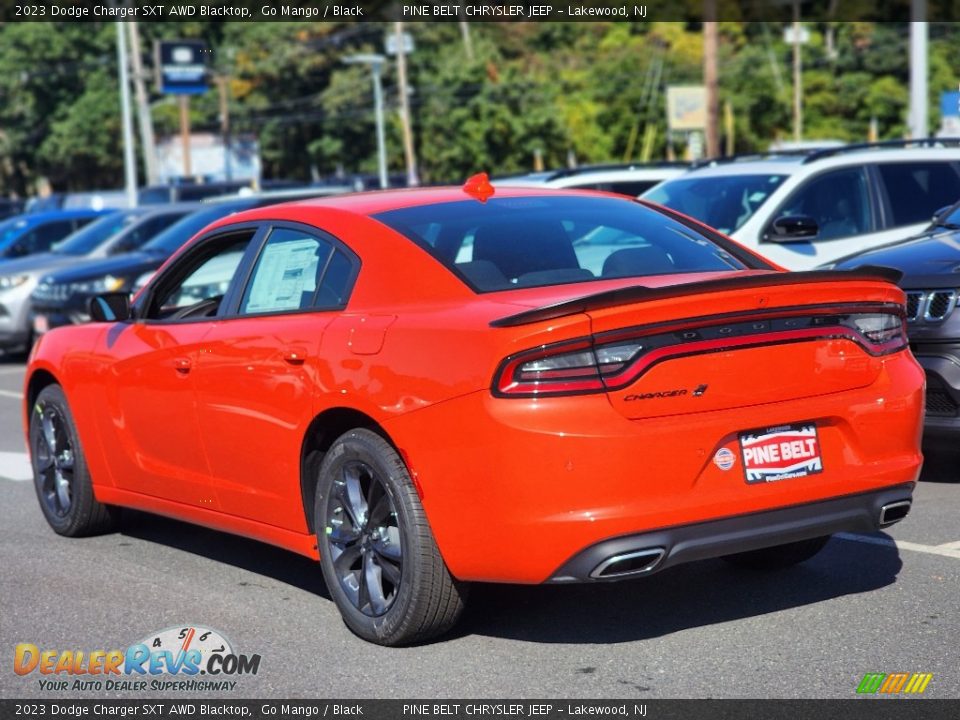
[738,422,823,484]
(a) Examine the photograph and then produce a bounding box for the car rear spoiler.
[489,266,904,328]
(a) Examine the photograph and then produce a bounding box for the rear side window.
[374,196,749,293]
[316,249,354,308]
[878,162,960,227]
[241,228,333,314]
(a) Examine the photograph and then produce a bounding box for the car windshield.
[141,201,254,256]
[52,211,140,256]
[0,217,29,247]
[374,196,749,293]
[644,174,788,235]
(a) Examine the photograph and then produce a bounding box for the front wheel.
[315,429,467,645]
[30,384,117,537]
[722,536,830,570]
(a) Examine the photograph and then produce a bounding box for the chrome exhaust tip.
[590,547,666,579]
[879,500,912,527]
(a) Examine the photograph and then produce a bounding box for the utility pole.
[792,0,803,143]
[703,6,719,158]
[459,12,474,61]
[115,22,138,207]
[394,22,419,187]
[215,76,233,181]
[344,54,388,189]
[179,96,192,179]
[127,22,158,186]
[909,3,928,139]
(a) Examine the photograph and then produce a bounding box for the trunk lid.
[573,270,905,421]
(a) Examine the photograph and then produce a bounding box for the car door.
[98,226,261,507]
[191,223,360,530]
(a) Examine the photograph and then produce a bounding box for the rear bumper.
[384,351,923,584]
[549,483,914,582]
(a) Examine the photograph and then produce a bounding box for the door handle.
[282,347,308,365]
[174,357,192,374]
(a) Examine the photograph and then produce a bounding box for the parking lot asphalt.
[0,356,957,699]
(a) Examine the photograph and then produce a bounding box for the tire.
[723,536,830,571]
[314,428,467,645]
[29,384,117,537]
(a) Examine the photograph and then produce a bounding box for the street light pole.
[115,22,138,207]
[344,54,388,190]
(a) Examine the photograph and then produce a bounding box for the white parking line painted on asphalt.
[0,367,25,376]
[0,451,32,481]
[936,540,960,550]
[0,389,23,400]
[836,532,960,560]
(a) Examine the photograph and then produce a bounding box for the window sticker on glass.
[244,237,320,313]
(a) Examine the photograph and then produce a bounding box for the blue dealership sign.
[940,91,960,118]
[156,40,209,95]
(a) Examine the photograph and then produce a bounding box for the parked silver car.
[0,204,196,353]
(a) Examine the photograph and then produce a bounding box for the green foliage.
[0,20,956,196]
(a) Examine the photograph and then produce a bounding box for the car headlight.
[0,274,30,291]
[70,275,127,295]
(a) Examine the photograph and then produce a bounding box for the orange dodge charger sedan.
[24,180,923,644]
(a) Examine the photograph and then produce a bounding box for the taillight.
[493,306,907,398]
[495,339,647,396]
[843,312,907,350]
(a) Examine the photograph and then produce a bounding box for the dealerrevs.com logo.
[14,626,261,692]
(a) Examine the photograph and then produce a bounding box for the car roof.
[683,145,960,178]
[496,163,687,186]
[17,208,115,222]
[212,185,617,223]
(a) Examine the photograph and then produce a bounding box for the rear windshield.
[644,174,787,235]
[374,196,747,293]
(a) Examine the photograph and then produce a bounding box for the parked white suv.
[642,140,960,270]
[496,163,687,197]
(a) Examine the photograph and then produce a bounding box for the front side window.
[146,232,253,321]
[240,228,333,314]
[776,168,871,241]
[374,196,750,293]
[644,174,787,234]
[877,162,960,227]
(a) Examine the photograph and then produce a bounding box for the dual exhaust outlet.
[589,499,912,580]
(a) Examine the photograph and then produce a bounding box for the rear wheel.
[315,429,466,645]
[30,384,117,536]
[723,536,830,570]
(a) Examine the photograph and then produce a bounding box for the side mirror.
[89,293,131,323]
[766,214,819,242]
[932,205,952,223]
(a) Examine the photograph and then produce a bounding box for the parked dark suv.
[829,200,960,446]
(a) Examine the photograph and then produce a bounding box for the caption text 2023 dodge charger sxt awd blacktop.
[24,179,922,644]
